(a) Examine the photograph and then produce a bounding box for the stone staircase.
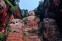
[6,31,23,41]
[6,24,23,41]
[6,19,41,41]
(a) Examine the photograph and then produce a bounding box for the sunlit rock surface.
[6,19,24,41]
[22,11,41,41]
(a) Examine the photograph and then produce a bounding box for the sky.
[19,0,44,11]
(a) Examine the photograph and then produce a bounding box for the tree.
[21,9,28,18]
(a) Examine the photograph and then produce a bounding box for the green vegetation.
[21,9,28,17]
[0,32,6,41]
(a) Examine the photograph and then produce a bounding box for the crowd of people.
[9,11,60,41]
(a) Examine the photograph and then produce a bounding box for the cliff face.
[47,0,62,33]
[13,7,22,19]
[35,0,62,33]
[0,0,9,32]
[0,0,21,33]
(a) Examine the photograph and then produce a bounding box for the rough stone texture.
[23,16,41,41]
[6,32,23,41]
[6,17,41,41]
[43,18,59,41]
[0,0,9,32]
[6,19,24,41]
[25,35,41,41]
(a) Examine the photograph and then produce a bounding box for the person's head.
[28,11,35,16]
[10,19,24,28]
